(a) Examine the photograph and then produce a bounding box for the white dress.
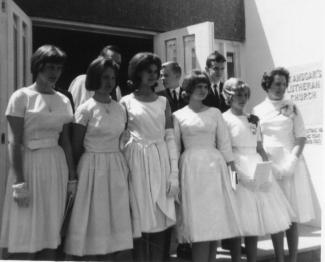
[253,98,316,223]
[68,75,122,108]
[120,94,176,233]
[173,106,241,243]
[223,110,294,236]
[64,98,138,256]
[0,87,73,253]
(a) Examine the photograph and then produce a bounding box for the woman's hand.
[119,130,131,150]
[237,170,257,191]
[167,174,179,199]
[12,182,30,207]
[282,154,298,178]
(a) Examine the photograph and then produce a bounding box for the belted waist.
[85,147,121,153]
[24,138,58,150]
[84,139,121,153]
[128,135,164,147]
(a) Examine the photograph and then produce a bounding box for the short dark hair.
[31,45,67,77]
[206,51,226,68]
[85,57,118,91]
[128,52,161,90]
[99,45,122,57]
[261,67,290,91]
[182,70,210,99]
[162,61,182,77]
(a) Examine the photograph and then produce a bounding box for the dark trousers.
[133,230,168,262]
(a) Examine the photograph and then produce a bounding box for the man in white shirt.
[68,45,122,109]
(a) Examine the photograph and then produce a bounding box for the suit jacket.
[157,88,187,113]
[203,82,229,113]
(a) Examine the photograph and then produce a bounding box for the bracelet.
[68,179,78,184]
[12,182,27,189]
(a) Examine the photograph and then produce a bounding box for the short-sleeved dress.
[0,87,73,253]
[223,110,294,235]
[64,98,139,256]
[120,94,176,233]
[173,106,241,243]
[253,98,316,223]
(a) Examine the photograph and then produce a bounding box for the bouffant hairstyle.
[85,57,118,91]
[261,67,290,91]
[31,45,67,77]
[222,78,250,106]
[182,70,210,100]
[205,51,226,68]
[127,52,161,91]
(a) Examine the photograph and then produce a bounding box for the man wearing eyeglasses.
[203,51,229,113]
[68,45,123,109]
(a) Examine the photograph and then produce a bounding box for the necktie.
[172,90,177,102]
[213,84,219,97]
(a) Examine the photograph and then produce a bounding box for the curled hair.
[261,67,290,91]
[206,51,226,68]
[127,52,161,91]
[85,57,118,91]
[222,78,250,106]
[31,45,67,77]
[182,70,210,100]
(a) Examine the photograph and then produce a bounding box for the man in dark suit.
[157,61,186,112]
[203,51,229,113]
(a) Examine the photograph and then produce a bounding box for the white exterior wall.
[241,0,323,227]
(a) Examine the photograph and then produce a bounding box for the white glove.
[165,128,180,199]
[12,182,30,207]
[282,154,298,178]
[237,169,257,191]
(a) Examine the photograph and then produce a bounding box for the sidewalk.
[169,225,321,262]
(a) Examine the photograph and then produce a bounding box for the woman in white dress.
[120,52,178,262]
[0,45,76,259]
[173,70,242,262]
[64,57,137,258]
[222,78,294,262]
[253,68,316,262]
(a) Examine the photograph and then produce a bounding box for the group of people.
[0,44,316,262]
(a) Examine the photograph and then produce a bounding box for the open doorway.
[33,26,153,95]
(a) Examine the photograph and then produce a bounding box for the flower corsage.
[247,114,259,135]
[279,103,296,118]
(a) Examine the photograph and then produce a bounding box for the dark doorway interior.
[33,26,153,94]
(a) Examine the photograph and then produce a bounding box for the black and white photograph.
[0,0,322,261]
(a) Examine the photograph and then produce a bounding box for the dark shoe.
[176,243,192,260]
[221,243,246,254]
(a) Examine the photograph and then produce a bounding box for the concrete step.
[169,225,321,262]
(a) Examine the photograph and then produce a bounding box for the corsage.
[279,103,296,118]
[247,114,259,135]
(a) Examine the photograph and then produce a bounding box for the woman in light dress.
[222,78,294,262]
[253,67,316,262]
[120,52,178,262]
[173,70,242,262]
[0,45,76,259]
[64,57,137,259]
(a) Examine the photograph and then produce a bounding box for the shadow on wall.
[241,0,275,112]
